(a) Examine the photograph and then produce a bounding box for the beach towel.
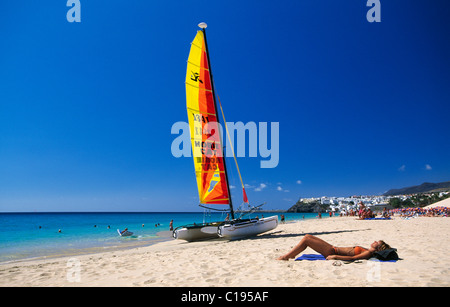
[295,254,326,261]
[364,217,391,220]
[295,251,400,262]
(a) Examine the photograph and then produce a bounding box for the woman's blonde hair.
[377,240,391,251]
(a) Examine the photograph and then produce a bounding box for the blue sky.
[1,1,449,212]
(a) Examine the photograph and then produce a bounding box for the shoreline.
[1,216,449,286]
[0,234,174,266]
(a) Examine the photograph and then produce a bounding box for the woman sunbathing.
[277,234,390,261]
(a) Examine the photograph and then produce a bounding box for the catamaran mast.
[198,22,235,220]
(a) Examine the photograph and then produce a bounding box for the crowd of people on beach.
[330,201,449,220]
[391,206,449,218]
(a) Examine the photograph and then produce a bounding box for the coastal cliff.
[287,200,329,213]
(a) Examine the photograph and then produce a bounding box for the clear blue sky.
[1,1,449,212]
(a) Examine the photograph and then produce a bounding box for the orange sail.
[185,30,230,205]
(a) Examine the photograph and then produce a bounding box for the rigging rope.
[217,94,249,204]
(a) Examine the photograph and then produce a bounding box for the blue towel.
[295,254,399,262]
[369,258,398,262]
[295,254,326,261]
[364,218,391,220]
[295,254,400,262]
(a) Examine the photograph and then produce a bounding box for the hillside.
[287,200,328,213]
[383,181,450,196]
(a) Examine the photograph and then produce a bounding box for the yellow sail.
[185,31,230,205]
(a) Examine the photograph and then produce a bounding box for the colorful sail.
[185,30,230,205]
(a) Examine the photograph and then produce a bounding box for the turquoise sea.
[0,212,322,263]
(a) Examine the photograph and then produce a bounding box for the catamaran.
[172,22,278,241]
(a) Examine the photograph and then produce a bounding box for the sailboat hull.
[218,215,278,239]
[173,224,220,242]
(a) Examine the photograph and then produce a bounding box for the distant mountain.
[383,181,450,196]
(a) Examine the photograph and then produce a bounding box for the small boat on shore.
[172,222,221,241]
[218,216,278,239]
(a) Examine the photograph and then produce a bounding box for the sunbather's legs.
[277,234,335,260]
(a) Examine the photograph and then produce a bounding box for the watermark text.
[171,121,279,169]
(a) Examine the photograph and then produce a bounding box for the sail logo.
[171,120,279,169]
[208,174,220,192]
[190,71,203,84]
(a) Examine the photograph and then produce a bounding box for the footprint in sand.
[143,279,156,285]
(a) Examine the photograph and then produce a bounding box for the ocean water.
[0,212,321,263]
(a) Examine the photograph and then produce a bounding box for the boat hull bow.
[218,215,278,239]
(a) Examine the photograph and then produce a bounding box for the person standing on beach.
[358,201,365,218]
[169,220,173,231]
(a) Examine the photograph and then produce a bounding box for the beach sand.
[1,216,449,287]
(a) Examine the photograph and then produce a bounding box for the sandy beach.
[1,216,449,287]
